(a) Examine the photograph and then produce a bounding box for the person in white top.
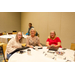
[5,32,23,59]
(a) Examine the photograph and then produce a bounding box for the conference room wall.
[21,12,48,46]
[0,12,21,33]
[21,12,75,49]
[61,12,75,48]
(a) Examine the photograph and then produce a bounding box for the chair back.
[12,31,17,34]
[37,34,39,37]
[70,43,75,50]
[8,33,12,35]
[0,33,3,36]
[12,31,17,32]
[2,44,7,59]
[12,32,17,34]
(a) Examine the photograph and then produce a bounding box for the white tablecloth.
[0,34,27,43]
[8,47,75,62]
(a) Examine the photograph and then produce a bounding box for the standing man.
[27,23,34,35]
[26,23,38,36]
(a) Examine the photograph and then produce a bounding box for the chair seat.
[21,43,26,47]
[0,43,5,46]
[12,32,17,34]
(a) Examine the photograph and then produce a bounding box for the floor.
[0,46,4,62]
[0,53,4,62]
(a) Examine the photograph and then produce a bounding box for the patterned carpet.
[0,53,4,62]
[0,46,4,62]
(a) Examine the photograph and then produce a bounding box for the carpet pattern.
[0,53,4,62]
[0,46,4,62]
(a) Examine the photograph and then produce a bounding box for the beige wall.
[0,12,21,33]
[61,12,75,48]
[21,12,75,49]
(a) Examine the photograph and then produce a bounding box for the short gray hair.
[30,28,36,35]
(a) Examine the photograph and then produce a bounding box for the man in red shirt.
[46,31,62,49]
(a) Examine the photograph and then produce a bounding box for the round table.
[0,34,28,43]
[8,47,75,62]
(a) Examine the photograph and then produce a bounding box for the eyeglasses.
[18,35,22,36]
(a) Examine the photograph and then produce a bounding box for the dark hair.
[29,23,32,25]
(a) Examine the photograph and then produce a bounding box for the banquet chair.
[21,38,26,47]
[2,44,8,62]
[3,32,7,35]
[22,43,26,47]
[12,31,17,34]
[12,32,17,34]
[8,33,12,35]
[8,38,11,42]
[37,34,39,37]
[70,43,75,50]
[0,33,3,36]
[2,43,26,62]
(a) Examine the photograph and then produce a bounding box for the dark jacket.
[28,26,38,36]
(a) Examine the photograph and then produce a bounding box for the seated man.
[26,23,38,36]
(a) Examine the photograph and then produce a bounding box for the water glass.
[35,46,38,50]
[27,49,31,55]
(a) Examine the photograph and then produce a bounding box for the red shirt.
[46,37,62,48]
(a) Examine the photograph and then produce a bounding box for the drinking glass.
[27,49,31,55]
